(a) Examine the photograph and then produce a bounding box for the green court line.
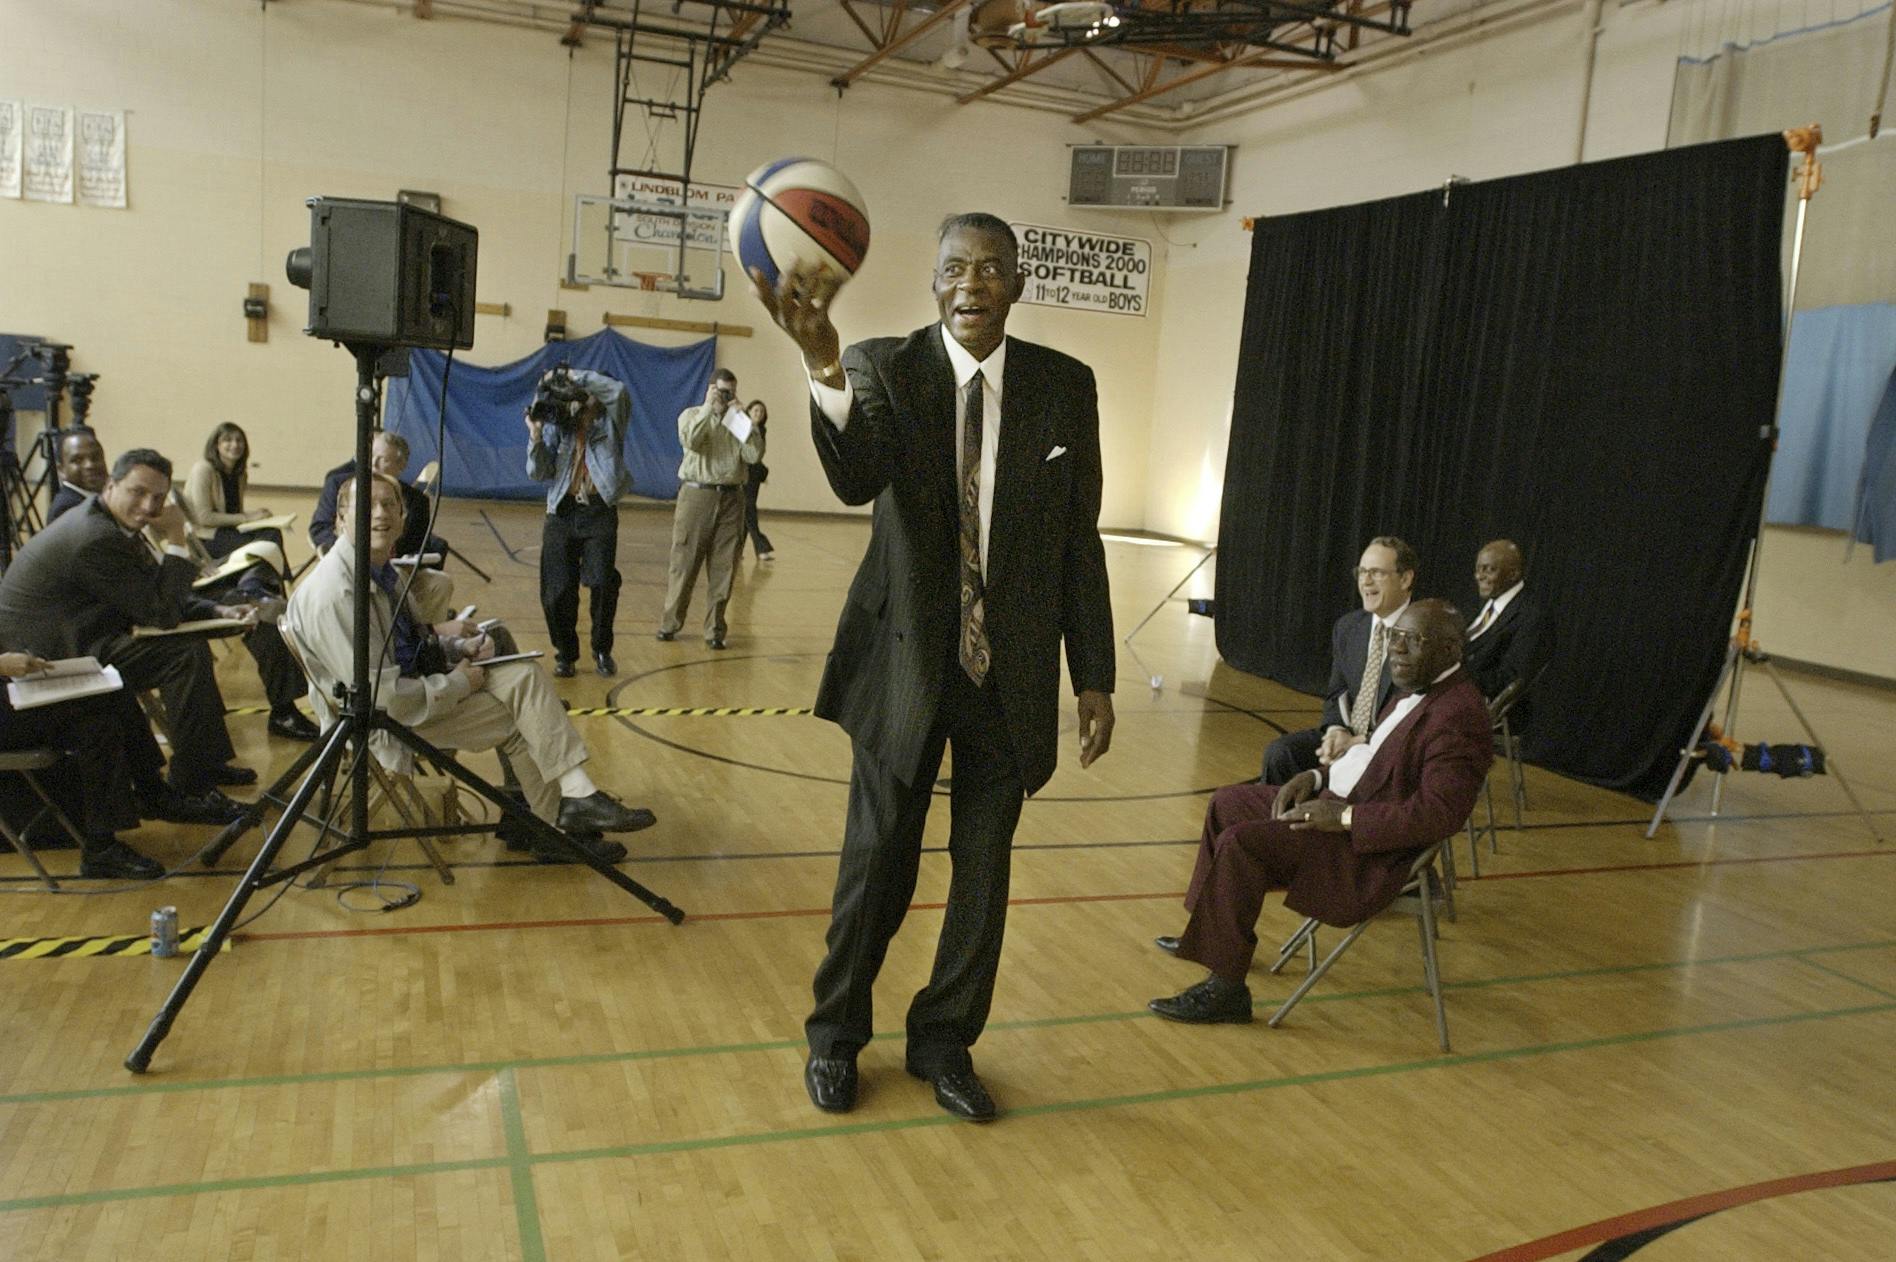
[3,999,1893,1216]
[1794,954,1896,1002]
[3,936,1891,1108]
[498,1069,546,1262]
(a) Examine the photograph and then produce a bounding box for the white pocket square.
[1045,445,1068,462]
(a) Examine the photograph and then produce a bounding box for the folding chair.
[410,461,490,583]
[0,749,87,891]
[1463,662,1549,876]
[1265,840,1454,1051]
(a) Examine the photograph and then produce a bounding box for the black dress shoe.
[908,1066,998,1122]
[1149,975,1254,1025]
[707,637,727,651]
[552,657,576,678]
[1155,935,1181,956]
[268,709,320,741]
[531,832,627,865]
[139,786,248,825]
[654,630,676,642]
[80,839,165,881]
[210,764,258,787]
[23,823,80,851]
[804,1056,859,1113]
[594,651,616,677]
[557,791,657,835]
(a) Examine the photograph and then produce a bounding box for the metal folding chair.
[0,748,90,891]
[1463,663,1548,876]
[1265,841,1454,1051]
[410,461,490,583]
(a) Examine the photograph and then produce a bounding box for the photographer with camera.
[658,368,761,650]
[525,366,629,678]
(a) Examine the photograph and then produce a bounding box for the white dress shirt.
[1468,581,1523,640]
[1325,662,1460,798]
[809,326,1004,576]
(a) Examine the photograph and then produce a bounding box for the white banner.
[23,103,72,203]
[76,108,126,208]
[0,101,21,199]
[609,174,742,249]
[1010,222,1151,318]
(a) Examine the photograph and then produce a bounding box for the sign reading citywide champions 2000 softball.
[1009,222,1151,318]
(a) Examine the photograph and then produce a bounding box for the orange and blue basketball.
[730,157,871,291]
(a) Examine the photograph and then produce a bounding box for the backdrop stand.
[1122,545,1215,691]
[1646,126,1883,843]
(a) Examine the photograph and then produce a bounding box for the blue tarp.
[1855,366,1896,562]
[383,329,716,502]
[1765,302,1896,532]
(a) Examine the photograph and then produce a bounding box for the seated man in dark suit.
[47,426,106,522]
[0,649,161,879]
[0,449,254,819]
[1261,535,1417,784]
[1463,539,1550,727]
[309,430,446,564]
[1150,599,1492,1022]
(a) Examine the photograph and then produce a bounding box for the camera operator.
[657,368,761,650]
[524,366,629,678]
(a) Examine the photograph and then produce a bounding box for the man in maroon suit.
[1149,599,1493,1022]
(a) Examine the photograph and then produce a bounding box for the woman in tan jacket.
[183,422,282,561]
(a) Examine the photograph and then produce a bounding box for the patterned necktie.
[957,371,991,686]
[569,411,595,503]
[1469,602,1495,637]
[1350,621,1387,736]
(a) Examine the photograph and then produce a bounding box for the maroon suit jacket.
[1289,671,1493,926]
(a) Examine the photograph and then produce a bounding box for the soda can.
[150,907,179,958]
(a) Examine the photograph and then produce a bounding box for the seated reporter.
[309,430,448,567]
[183,423,285,563]
[0,651,161,879]
[1463,539,1550,728]
[0,449,253,817]
[48,426,106,522]
[282,473,655,863]
[1150,600,1492,1023]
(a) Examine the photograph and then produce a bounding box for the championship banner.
[23,103,71,203]
[610,174,742,249]
[1009,222,1151,318]
[0,101,21,199]
[76,108,126,208]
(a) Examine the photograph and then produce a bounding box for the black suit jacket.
[0,497,217,659]
[46,484,87,523]
[1319,607,1397,734]
[810,324,1115,794]
[1462,590,1550,722]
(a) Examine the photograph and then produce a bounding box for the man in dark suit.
[754,213,1117,1123]
[1463,539,1549,727]
[47,426,106,522]
[309,430,444,563]
[0,449,252,818]
[1261,535,1417,784]
[1150,599,1491,1022]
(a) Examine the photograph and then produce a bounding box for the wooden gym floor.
[2,498,1892,1261]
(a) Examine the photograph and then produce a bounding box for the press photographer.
[524,364,630,677]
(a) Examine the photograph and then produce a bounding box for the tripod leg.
[126,722,353,1073]
[200,723,338,866]
[385,722,685,924]
[1759,660,1886,843]
[445,545,491,583]
[1646,641,1740,839]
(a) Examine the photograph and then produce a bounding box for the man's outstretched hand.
[1077,689,1115,769]
[750,262,845,378]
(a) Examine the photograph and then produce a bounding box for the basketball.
[729,157,871,292]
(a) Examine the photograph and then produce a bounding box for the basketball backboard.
[570,181,737,299]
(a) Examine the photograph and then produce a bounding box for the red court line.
[1466,1157,1896,1261]
[236,890,1174,942]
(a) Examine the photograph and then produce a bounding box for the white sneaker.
[759,551,775,562]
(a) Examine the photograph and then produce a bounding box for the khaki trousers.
[659,483,745,640]
[414,661,587,822]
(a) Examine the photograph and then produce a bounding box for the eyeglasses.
[1386,628,1431,649]
[1354,566,1398,581]
[936,260,1011,282]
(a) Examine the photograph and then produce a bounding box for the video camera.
[528,363,593,429]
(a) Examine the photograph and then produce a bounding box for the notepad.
[6,658,125,710]
[240,513,297,533]
[131,617,253,638]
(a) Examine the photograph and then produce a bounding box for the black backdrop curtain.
[1215,135,1788,799]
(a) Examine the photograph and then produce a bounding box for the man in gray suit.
[754,213,1117,1123]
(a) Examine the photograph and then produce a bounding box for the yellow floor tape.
[1,929,225,960]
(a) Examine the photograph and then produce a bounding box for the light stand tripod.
[126,342,684,1074]
[1646,125,1884,843]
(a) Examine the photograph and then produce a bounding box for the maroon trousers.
[1176,782,1346,983]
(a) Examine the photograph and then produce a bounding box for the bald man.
[1463,539,1549,727]
[1148,599,1493,1023]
